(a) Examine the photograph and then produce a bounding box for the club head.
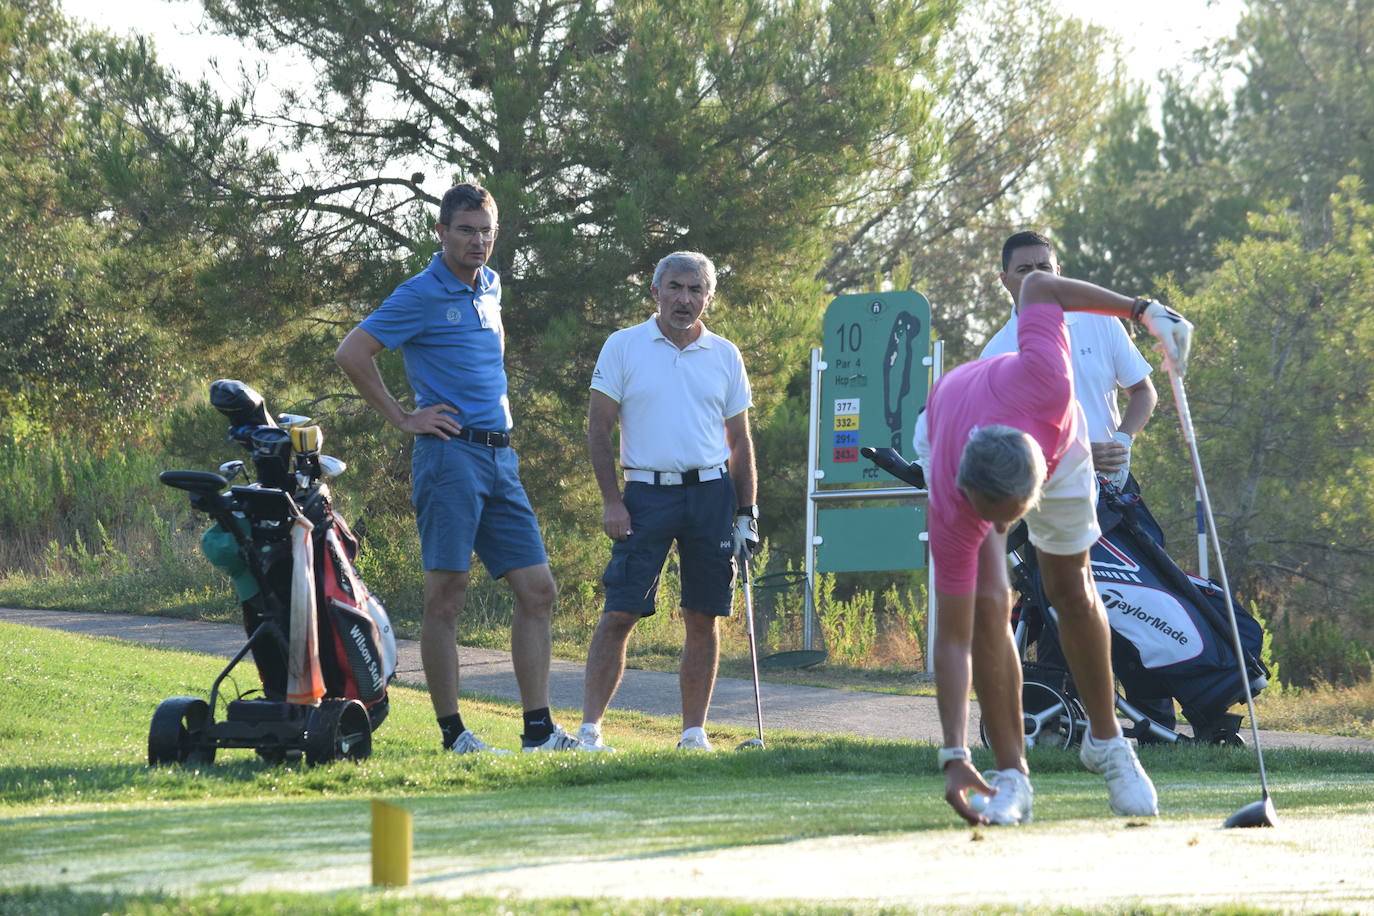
[318,455,347,478]
[217,460,246,483]
[735,738,765,751]
[1223,795,1277,828]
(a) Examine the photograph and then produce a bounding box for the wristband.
[1130,297,1152,322]
[937,746,971,771]
[735,504,759,519]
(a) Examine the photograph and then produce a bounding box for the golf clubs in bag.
[1005,478,1270,746]
[148,379,397,767]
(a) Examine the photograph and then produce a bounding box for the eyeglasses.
[444,224,499,242]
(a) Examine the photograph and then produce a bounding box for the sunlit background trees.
[4,0,1372,689]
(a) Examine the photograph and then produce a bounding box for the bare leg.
[971,533,1026,773]
[581,611,640,725]
[680,608,720,730]
[504,563,557,712]
[1038,548,1122,740]
[421,569,469,717]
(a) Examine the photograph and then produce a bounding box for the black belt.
[456,427,510,447]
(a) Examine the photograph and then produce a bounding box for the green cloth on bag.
[200,516,260,601]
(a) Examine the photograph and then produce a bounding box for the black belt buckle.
[681,469,702,485]
[460,427,510,447]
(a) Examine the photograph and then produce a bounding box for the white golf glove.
[1104,430,1133,490]
[1137,300,1193,375]
[733,512,760,560]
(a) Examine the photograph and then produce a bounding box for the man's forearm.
[335,332,407,428]
[1020,273,1135,318]
[1117,381,1157,438]
[729,441,757,507]
[587,434,622,504]
[934,635,972,750]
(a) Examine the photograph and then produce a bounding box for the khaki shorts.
[1024,453,1100,557]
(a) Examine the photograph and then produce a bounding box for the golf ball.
[969,792,989,813]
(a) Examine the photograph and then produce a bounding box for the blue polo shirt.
[361,252,512,430]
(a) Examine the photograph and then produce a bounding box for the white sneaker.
[447,729,512,755]
[1080,731,1159,816]
[522,725,582,752]
[981,769,1034,825]
[577,722,616,752]
[676,727,714,751]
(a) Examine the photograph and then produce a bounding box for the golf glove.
[1137,300,1193,375]
[733,513,760,559]
[1104,430,1133,490]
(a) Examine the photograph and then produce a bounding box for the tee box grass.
[2,622,1373,914]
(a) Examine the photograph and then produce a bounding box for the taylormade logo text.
[1101,589,1190,646]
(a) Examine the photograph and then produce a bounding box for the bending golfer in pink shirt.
[925,270,1192,825]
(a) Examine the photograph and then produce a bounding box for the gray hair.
[956,425,1046,506]
[652,251,717,295]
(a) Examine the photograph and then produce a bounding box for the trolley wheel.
[980,680,1084,751]
[1208,729,1246,748]
[148,696,216,767]
[304,699,372,766]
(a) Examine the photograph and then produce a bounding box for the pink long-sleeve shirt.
[926,302,1082,594]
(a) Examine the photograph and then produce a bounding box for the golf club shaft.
[741,555,764,742]
[1168,368,1271,797]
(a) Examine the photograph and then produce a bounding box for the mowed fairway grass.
[3,622,1373,916]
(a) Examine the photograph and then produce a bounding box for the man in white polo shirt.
[981,231,1157,489]
[575,251,759,752]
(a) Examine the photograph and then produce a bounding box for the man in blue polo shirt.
[574,251,760,752]
[335,183,577,754]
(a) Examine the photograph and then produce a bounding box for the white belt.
[623,466,727,486]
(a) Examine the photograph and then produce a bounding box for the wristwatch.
[735,504,759,519]
[937,746,971,771]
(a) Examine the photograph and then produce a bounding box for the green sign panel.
[816,505,926,572]
[819,291,931,485]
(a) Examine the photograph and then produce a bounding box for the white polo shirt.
[980,309,1151,441]
[590,317,752,472]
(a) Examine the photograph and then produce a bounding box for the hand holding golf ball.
[967,791,989,814]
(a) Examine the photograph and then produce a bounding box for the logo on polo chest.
[446,307,462,323]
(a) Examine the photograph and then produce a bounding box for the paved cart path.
[4,606,1371,752]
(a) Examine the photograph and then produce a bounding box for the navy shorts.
[412,435,548,577]
[602,476,737,616]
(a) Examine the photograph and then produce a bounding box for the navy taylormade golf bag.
[1008,479,1270,746]
[148,379,396,767]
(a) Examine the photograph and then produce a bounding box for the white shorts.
[1024,452,1099,557]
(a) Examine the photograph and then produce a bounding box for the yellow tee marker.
[371,799,412,886]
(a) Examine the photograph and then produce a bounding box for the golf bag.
[149,379,396,766]
[1010,479,1270,744]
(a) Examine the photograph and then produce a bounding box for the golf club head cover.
[1137,300,1193,375]
[860,446,926,489]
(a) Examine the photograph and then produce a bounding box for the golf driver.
[1167,366,1277,829]
[735,554,766,750]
